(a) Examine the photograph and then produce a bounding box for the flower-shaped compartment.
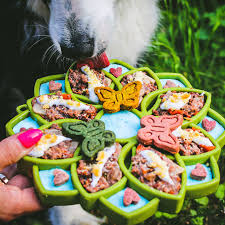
[18,119,82,174]
[156,72,192,89]
[198,108,225,148]
[98,180,160,225]
[5,109,41,136]
[180,123,221,164]
[33,164,79,206]
[34,74,66,96]
[119,140,187,214]
[185,156,220,199]
[147,87,211,126]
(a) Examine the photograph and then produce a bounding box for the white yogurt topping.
[140,150,174,185]
[29,134,72,157]
[81,65,103,103]
[91,144,116,188]
[36,95,90,111]
[172,126,213,147]
[160,92,191,110]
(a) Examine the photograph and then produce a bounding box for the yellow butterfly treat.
[94,81,142,113]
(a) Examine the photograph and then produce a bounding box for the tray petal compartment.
[34,74,66,96]
[180,123,221,164]
[18,119,82,174]
[156,72,192,88]
[119,140,187,214]
[185,156,220,199]
[99,181,159,225]
[33,164,79,206]
[146,87,211,126]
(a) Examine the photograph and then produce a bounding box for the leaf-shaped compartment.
[185,156,220,199]
[33,164,79,206]
[70,143,127,211]
[65,62,115,104]
[18,119,82,174]
[146,88,211,126]
[179,123,221,164]
[119,140,187,214]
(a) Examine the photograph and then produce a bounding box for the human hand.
[0,129,43,221]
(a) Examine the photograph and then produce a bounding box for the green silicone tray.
[5,59,225,225]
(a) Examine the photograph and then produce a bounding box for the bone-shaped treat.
[95,81,142,113]
[137,115,183,154]
[62,120,116,158]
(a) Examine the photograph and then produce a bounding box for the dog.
[1,0,159,224]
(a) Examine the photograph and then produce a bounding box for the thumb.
[0,129,43,170]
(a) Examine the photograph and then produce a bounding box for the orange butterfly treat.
[95,81,142,113]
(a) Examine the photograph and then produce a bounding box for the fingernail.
[18,129,43,148]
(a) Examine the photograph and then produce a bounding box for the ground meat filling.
[121,72,158,103]
[177,128,214,156]
[68,68,111,96]
[32,92,97,122]
[41,125,79,160]
[131,145,184,195]
[153,91,205,118]
[77,143,122,193]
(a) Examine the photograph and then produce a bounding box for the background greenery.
[5,0,225,224]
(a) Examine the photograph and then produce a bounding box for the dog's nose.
[60,38,95,59]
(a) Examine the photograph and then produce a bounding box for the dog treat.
[95,81,142,113]
[77,143,122,193]
[28,125,79,159]
[123,188,140,206]
[53,169,70,186]
[137,115,183,154]
[49,80,62,93]
[153,91,205,118]
[202,118,216,132]
[163,80,178,88]
[121,71,158,104]
[172,127,216,156]
[190,164,207,180]
[69,66,111,102]
[62,120,116,158]
[110,67,122,77]
[132,144,184,194]
[32,92,97,122]
[76,52,110,69]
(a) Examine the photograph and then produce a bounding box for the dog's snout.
[60,37,94,59]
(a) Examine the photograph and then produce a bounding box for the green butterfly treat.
[62,120,116,158]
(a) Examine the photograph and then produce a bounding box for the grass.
[4,0,225,224]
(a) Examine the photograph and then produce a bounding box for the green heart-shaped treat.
[62,120,116,158]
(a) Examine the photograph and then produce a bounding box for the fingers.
[8,174,32,189]
[0,185,43,221]
[0,164,17,179]
[0,129,43,170]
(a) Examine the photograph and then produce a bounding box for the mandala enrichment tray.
[5,59,225,225]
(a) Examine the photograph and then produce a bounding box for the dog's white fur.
[27,0,159,66]
[27,0,159,224]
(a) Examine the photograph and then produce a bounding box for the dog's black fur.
[0,1,69,139]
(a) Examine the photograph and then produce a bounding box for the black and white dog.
[1,0,159,224]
